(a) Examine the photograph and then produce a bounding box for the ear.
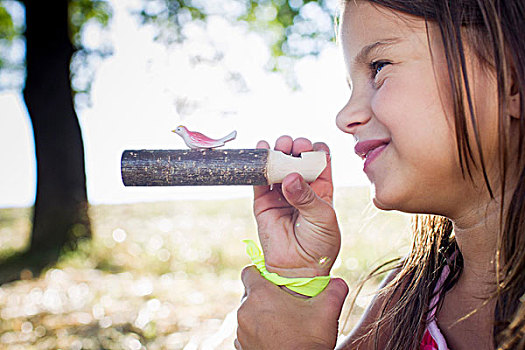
[508,97,520,120]
[507,69,521,119]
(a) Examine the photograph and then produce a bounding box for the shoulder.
[336,267,404,350]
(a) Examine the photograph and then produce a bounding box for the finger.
[275,135,293,154]
[310,142,334,202]
[241,265,268,293]
[241,265,286,300]
[313,141,330,154]
[291,137,313,156]
[257,140,270,149]
[312,142,332,181]
[316,278,349,319]
[253,140,271,199]
[281,173,336,223]
[234,338,242,350]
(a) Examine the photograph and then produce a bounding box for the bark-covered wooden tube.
[121,148,327,186]
[121,149,269,186]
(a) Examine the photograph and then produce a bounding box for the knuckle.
[297,187,317,207]
[278,135,293,141]
[240,266,251,283]
[325,291,342,307]
[335,278,349,295]
[241,266,256,286]
[236,310,246,329]
[322,207,337,222]
[236,303,251,329]
[294,137,313,147]
[235,329,247,350]
[313,141,328,149]
[247,286,265,303]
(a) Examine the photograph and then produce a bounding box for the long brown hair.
[341,1,525,349]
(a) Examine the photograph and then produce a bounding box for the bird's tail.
[220,130,237,143]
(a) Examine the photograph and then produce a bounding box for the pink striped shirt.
[420,263,452,350]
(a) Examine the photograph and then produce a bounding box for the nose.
[336,89,372,136]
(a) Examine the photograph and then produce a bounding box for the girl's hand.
[253,136,340,277]
[235,266,349,350]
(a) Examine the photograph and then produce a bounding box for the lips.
[354,139,389,158]
[354,139,390,170]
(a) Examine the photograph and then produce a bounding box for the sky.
[0,0,368,208]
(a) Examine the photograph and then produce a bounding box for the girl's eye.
[370,60,390,78]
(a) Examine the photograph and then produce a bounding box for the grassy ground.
[0,187,412,349]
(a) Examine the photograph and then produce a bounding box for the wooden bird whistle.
[121,149,327,186]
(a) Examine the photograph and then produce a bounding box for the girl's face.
[336,1,499,217]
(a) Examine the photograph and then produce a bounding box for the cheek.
[368,77,465,211]
[371,76,450,135]
[370,79,401,124]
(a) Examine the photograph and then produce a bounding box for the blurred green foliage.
[0,0,114,91]
[241,0,336,57]
[139,0,338,62]
[0,1,24,88]
[69,0,113,47]
[0,4,17,41]
[0,0,339,91]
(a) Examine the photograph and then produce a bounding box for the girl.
[235,1,525,349]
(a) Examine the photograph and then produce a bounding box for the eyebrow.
[353,38,402,65]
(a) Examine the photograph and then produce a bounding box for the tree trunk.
[22,0,90,261]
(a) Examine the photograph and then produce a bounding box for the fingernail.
[322,149,331,161]
[287,176,303,194]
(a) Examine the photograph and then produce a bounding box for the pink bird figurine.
[172,125,237,150]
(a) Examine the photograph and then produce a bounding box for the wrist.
[244,239,331,297]
[280,335,335,350]
[279,285,311,299]
[266,264,331,278]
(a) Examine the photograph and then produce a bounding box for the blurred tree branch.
[0,0,337,283]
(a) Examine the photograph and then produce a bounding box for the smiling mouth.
[354,139,390,172]
[354,139,390,160]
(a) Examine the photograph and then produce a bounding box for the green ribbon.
[243,239,330,297]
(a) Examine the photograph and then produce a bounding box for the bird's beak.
[171,130,176,133]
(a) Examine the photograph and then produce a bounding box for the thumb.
[241,265,266,291]
[316,278,349,318]
[241,265,280,296]
[282,173,333,222]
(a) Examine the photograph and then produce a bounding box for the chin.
[370,184,396,211]
[370,183,412,213]
[371,196,397,211]
[371,185,442,215]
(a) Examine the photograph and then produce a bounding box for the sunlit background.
[0,1,415,349]
[0,0,368,208]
